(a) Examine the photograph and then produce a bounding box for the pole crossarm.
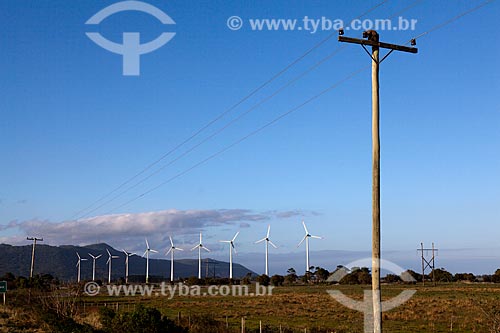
[338,36,418,54]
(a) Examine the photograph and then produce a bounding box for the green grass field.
[77,283,500,332]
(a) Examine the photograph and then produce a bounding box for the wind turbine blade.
[122,249,128,255]
[202,246,210,252]
[169,236,174,247]
[82,258,88,261]
[112,256,119,259]
[269,240,278,248]
[88,253,95,259]
[190,245,199,251]
[311,235,322,239]
[145,238,150,249]
[266,225,271,238]
[150,249,158,253]
[166,248,172,255]
[302,220,309,234]
[106,249,111,256]
[176,247,184,251]
[106,257,111,264]
[76,261,79,267]
[130,253,136,256]
[297,234,307,247]
[232,231,240,242]
[255,238,266,244]
[96,254,102,259]
[219,240,230,243]
[142,250,148,258]
[76,252,81,259]
[200,233,202,243]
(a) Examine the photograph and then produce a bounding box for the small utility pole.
[27,237,43,278]
[339,30,417,333]
[417,242,438,286]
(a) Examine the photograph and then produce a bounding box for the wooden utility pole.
[339,30,417,333]
[27,237,43,278]
[420,243,425,284]
[371,30,382,333]
[417,242,438,286]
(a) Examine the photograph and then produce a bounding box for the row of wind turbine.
[76,221,321,282]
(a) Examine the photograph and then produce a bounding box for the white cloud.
[0,208,306,253]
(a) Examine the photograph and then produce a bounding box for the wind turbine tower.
[88,253,102,281]
[191,233,210,279]
[166,236,183,282]
[106,249,119,284]
[219,231,239,279]
[122,249,135,284]
[143,239,158,284]
[76,252,88,283]
[255,225,277,276]
[297,221,322,273]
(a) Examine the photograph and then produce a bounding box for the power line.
[411,0,495,40]
[96,0,495,215]
[73,1,397,219]
[79,47,348,219]
[388,0,424,19]
[105,66,370,214]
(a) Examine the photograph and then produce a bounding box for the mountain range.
[0,243,255,282]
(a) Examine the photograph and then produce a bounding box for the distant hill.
[0,243,255,282]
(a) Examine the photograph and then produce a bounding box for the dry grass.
[0,307,47,333]
[139,283,500,332]
[3,283,500,332]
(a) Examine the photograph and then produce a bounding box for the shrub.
[256,274,270,286]
[384,274,402,283]
[314,267,330,282]
[339,267,371,285]
[432,268,453,282]
[270,275,284,286]
[185,277,201,286]
[100,304,186,333]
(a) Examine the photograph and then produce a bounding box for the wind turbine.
[88,252,102,281]
[297,221,322,273]
[122,249,136,284]
[143,239,158,284]
[166,236,183,282]
[191,233,210,279]
[106,249,119,284]
[255,225,277,276]
[219,231,239,279]
[76,252,88,283]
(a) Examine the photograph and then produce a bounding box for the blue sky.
[1,0,499,275]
